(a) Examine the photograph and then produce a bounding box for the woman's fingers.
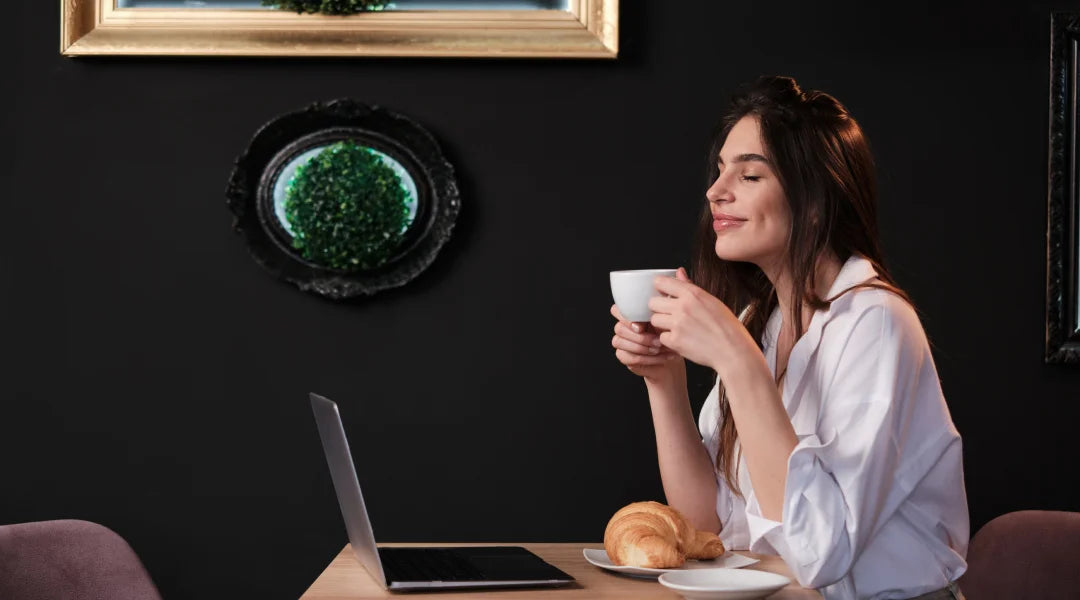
[614,321,661,347]
[611,304,651,334]
[611,304,675,369]
[614,348,676,367]
[647,295,676,314]
[612,334,665,356]
[610,303,626,321]
[650,312,674,332]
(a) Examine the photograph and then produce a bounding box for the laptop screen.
[310,393,388,588]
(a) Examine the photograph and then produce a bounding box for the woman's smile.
[713,216,747,231]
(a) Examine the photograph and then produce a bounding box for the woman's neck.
[761,251,844,338]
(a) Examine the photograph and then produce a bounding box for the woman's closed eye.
[741,175,761,182]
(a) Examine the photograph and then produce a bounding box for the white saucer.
[582,548,759,579]
[658,569,791,600]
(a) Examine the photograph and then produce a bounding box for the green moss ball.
[284,140,411,272]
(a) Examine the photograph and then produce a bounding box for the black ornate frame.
[1048,12,1080,363]
[226,99,460,300]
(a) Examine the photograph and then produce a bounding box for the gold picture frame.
[60,0,618,58]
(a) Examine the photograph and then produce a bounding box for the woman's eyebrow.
[717,153,771,166]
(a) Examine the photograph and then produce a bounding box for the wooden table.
[301,543,822,599]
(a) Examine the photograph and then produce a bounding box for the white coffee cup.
[610,268,678,323]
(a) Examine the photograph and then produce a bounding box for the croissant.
[603,501,725,568]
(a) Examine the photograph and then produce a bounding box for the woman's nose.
[706,175,731,204]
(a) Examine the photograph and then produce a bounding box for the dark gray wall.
[6,2,1079,598]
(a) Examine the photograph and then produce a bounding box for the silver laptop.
[310,393,576,591]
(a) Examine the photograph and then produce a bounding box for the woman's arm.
[644,374,722,534]
[646,271,797,522]
[610,302,723,532]
[717,353,798,521]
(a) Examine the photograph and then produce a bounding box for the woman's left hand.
[648,267,758,374]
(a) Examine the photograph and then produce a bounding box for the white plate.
[582,548,759,578]
[658,569,791,600]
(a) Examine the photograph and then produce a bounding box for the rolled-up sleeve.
[744,302,940,588]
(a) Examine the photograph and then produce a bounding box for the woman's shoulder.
[826,283,929,357]
[816,284,948,429]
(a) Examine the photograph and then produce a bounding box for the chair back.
[958,510,1080,600]
[0,519,162,600]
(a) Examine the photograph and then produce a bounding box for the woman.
[609,76,968,599]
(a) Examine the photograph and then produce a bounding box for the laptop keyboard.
[379,548,488,583]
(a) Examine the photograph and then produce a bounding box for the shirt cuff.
[744,488,787,557]
[744,432,839,567]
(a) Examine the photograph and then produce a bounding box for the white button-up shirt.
[697,253,969,599]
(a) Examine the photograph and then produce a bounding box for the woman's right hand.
[611,304,684,382]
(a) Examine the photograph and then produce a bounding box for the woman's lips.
[713,218,746,231]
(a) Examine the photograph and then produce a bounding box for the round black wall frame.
[225,99,461,300]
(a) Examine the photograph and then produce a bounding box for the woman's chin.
[714,241,752,263]
[714,239,775,267]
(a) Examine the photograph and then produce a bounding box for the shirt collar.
[765,252,880,432]
[826,252,880,302]
[765,252,879,344]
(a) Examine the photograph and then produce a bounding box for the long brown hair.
[692,75,919,495]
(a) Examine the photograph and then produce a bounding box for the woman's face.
[707,115,791,271]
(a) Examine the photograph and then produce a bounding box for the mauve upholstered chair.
[0,519,162,600]
[958,510,1080,600]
